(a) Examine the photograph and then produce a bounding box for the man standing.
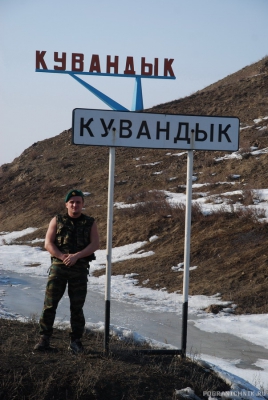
[34,189,99,354]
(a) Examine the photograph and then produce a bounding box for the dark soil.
[0,318,230,400]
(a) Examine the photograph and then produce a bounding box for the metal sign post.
[104,145,116,352]
[181,131,194,356]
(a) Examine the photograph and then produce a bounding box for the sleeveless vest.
[51,213,95,267]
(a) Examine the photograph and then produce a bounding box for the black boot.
[34,335,50,351]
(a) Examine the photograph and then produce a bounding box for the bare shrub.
[191,202,204,222]
[125,189,165,203]
[191,193,200,200]
[242,188,255,206]
[202,153,217,168]
[175,185,186,193]
[238,140,252,158]
[222,192,243,205]
[120,190,203,223]
[256,127,268,138]
[121,190,173,217]
[45,156,56,162]
[59,161,74,169]
[210,204,232,218]
[237,206,266,223]
[29,150,39,161]
[121,199,171,218]
[168,202,185,223]
[202,173,218,185]
[135,200,167,216]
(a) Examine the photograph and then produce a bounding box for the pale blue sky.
[1,0,268,164]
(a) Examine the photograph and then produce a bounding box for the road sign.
[72,108,240,151]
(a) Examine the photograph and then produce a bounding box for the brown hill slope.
[148,55,268,127]
[1,56,268,315]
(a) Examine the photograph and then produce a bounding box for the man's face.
[65,196,84,217]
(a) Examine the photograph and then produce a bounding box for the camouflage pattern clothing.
[39,264,88,340]
[39,213,95,340]
[51,213,95,267]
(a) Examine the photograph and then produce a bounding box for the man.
[34,189,100,354]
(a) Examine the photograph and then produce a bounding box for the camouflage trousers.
[39,264,88,340]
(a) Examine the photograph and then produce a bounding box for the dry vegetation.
[0,319,230,400]
[1,55,268,398]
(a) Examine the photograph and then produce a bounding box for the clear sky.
[1,0,268,165]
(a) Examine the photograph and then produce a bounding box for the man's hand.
[63,254,79,267]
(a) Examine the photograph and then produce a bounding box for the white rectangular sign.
[72,109,240,151]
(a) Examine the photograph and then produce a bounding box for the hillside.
[1,56,268,315]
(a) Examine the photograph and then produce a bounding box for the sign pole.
[104,146,115,352]
[181,136,194,357]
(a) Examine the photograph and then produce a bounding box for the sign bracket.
[69,74,129,111]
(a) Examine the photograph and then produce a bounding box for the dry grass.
[0,318,230,400]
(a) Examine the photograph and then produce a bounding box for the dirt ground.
[0,318,230,400]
